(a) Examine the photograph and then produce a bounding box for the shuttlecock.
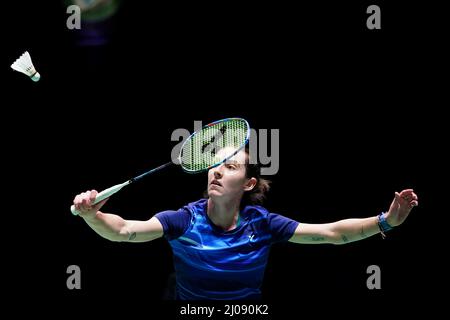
[11,51,40,82]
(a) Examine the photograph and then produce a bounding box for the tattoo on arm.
[129,232,136,241]
[341,235,349,243]
[360,226,366,238]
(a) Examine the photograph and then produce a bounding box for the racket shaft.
[70,181,130,215]
[132,162,173,182]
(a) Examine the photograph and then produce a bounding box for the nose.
[213,166,223,179]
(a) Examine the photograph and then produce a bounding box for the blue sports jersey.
[155,199,299,300]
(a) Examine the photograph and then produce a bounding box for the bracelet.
[377,212,393,239]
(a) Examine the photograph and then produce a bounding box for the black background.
[3,1,447,318]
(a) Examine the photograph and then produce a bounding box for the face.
[207,148,256,202]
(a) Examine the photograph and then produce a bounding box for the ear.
[243,177,257,192]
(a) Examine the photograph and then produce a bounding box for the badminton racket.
[71,117,250,215]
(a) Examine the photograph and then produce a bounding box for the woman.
[72,147,418,300]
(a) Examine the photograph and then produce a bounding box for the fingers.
[398,189,418,201]
[73,190,98,212]
[73,194,82,211]
[396,189,418,208]
[399,189,414,199]
[80,192,91,211]
[409,200,418,208]
[89,190,98,204]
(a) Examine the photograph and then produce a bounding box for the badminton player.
[72,146,418,300]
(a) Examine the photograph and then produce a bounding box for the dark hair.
[241,145,271,207]
[204,145,271,208]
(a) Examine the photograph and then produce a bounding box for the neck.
[207,197,241,231]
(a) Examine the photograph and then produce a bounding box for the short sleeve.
[154,208,191,241]
[267,213,299,243]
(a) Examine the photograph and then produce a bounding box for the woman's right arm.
[73,190,163,242]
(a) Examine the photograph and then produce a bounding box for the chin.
[208,190,223,198]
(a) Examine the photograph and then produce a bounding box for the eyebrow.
[225,159,243,166]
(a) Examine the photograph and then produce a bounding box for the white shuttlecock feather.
[11,51,40,82]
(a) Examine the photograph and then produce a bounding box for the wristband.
[377,212,393,239]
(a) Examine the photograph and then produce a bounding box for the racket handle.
[70,181,131,216]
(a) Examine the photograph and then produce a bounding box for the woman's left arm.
[289,189,418,245]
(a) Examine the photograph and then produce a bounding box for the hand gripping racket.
[71,118,250,215]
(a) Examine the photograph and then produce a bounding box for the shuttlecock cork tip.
[31,72,41,82]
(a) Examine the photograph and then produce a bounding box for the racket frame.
[178,117,250,174]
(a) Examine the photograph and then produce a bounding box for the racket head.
[179,117,250,174]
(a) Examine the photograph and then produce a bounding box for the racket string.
[180,118,249,173]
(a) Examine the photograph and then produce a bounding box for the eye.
[225,163,237,170]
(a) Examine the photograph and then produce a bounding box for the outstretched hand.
[385,189,418,227]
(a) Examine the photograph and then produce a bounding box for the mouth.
[210,180,222,187]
